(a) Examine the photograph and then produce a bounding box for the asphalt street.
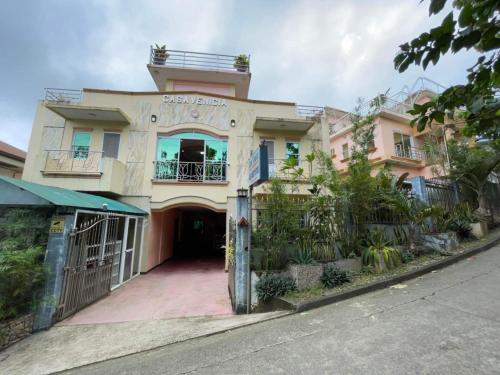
[65,245,500,375]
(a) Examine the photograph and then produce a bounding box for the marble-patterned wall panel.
[158,103,231,130]
[234,108,255,137]
[132,102,152,131]
[127,131,149,163]
[41,126,64,151]
[124,162,145,195]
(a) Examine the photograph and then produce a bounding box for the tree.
[447,140,500,215]
[394,0,500,141]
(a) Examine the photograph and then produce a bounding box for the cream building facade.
[23,48,329,279]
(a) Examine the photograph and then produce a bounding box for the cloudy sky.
[0,0,478,150]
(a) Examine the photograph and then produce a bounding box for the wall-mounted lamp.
[151,115,157,123]
[230,119,236,127]
[237,188,248,198]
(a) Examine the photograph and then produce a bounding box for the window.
[263,140,275,176]
[285,142,299,163]
[72,131,91,159]
[342,143,349,159]
[155,132,228,181]
[393,132,412,155]
[102,133,120,159]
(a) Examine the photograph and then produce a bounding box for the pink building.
[328,78,453,179]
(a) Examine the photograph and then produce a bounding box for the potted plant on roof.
[234,54,249,72]
[152,44,169,65]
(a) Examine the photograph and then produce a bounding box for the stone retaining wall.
[0,313,34,351]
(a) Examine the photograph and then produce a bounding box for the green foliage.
[448,141,500,214]
[401,251,415,263]
[394,0,499,141]
[0,209,51,321]
[234,54,249,69]
[320,264,351,288]
[361,230,402,272]
[252,179,301,271]
[435,203,482,238]
[0,209,51,251]
[255,273,297,301]
[289,246,315,265]
[0,247,46,321]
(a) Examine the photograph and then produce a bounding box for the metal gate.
[56,215,120,321]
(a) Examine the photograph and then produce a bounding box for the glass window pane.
[205,140,227,162]
[286,142,299,163]
[103,133,120,158]
[157,138,180,160]
[126,218,136,249]
[402,135,412,149]
[132,218,143,276]
[393,132,402,147]
[72,131,91,159]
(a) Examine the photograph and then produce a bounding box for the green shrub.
[289,248,315,265]
[361,229,402,272]
[320,264,351,288]
[255,273,297,301]
[0,247,46,321]
[401,251,415,263]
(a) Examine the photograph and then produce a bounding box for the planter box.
[288,264,322,291]
[421,232,458,253]
[334,257,362,274]
[0,313,34,351]
[471,222,488,239]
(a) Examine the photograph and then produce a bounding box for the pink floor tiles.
[59,258,233,325]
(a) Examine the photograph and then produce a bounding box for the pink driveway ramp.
[59,258,232,325]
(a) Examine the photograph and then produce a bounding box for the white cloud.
[0,0,480,149]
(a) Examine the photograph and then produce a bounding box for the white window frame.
[102,131,121,159]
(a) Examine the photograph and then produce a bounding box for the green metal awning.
[0,176,147,215]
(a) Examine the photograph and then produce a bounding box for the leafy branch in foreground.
[394,0,499,141]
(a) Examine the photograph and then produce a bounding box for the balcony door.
[156,132,227,181]
[179,139,204,180]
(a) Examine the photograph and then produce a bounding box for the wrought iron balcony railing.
[154,160,227,182]
[44,88,82,104]
[149,47,250,73]
[43,149,102,174]
[296,105,324,118]
[394,145,426,161]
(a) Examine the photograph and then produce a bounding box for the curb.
[276,234,500,313]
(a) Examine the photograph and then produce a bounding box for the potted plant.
[152,44,169,65]
[233,54,249,72]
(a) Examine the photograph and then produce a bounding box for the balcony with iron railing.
[41,149,127,194]
[44,88,82,104]
[149,47,250,73]
[393,145,426,161]
[295,105,324,118]
[153,160,228,183]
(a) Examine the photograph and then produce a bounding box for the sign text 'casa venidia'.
[162,95,228,107]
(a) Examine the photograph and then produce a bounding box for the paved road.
[66,246,500,375]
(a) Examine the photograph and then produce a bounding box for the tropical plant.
[234,54,249,71]
[394,0,499,141]
[255,273,297,301]
[447,141,500,216]
[362,230,402,273]
[384,192,441,252]
[252,178,301,271]
[320,264,351,288]
[0,247,46,321]
[289,247,315,265]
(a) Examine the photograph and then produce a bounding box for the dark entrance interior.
[174,207,226,259]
